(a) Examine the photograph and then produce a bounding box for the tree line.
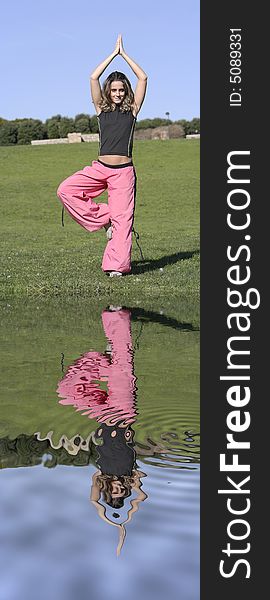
[0,114,200,146]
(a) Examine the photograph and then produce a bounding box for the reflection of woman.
[57,34,147,276]
[57,306,147,554]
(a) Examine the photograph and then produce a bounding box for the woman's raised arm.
[119,35,148,114]
[90,35,121,112]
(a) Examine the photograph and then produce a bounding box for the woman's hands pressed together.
[114,33,124,56]
[119,34,124,55]
[113,34,121,56]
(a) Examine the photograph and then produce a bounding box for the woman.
[57,34,147,276]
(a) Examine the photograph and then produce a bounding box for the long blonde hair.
[95,473,134,507]
[99,71,135,113]
[90,469,147,556]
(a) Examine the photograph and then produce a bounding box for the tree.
[189,117,200,133]
[136,117,172,130]
[58,117,75,137]
[74,117,91,133]
[175,119,189,135]
[46,118,60,139]
[74,113,90,123]
[17,119,46,145]
[0,122,18,145]
[136,118,156,130]
[90,115,99,133]
[151,117,172,127]
[50,114,62,122]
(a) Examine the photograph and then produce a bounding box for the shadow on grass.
[131,249,199,275]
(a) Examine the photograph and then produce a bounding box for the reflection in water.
[57,306,147,555]
[0,304,199,557]
[0,302,199,597]
[57,308,137,426]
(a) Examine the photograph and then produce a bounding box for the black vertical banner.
[201,1,268,599]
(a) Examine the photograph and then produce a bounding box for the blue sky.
[1,0,200,123]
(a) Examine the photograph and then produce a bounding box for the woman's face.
[110,480,126,498]
[109,81,126,104]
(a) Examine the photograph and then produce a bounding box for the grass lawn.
[0,299,199,445]
[0,139,199,310]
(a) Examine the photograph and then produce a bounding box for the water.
[0,301,199,600]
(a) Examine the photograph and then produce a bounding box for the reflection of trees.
[0,430,200,470]
[0,433,93,469]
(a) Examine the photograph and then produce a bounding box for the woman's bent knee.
[57,181,67,199]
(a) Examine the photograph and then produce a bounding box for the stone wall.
[31,132,99,146]
[186,134,200,139]
[31,138,69,145]
[67,132,82,143]
[82,133,99,142]
[134,123,185,141]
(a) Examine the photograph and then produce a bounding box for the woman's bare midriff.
[98,155,132,165]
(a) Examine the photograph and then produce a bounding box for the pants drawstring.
[132,227,144,261]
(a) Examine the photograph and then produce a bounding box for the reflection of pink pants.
[57,160,136,273]
[57,309,136,425]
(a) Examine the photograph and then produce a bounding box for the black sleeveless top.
[97,107,136,157]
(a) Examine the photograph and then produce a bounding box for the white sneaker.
[108,271,123,277]
[106,226,112,240]
[109,305,123,311]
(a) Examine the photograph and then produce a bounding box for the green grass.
[0,299,199,450]
[0,139,199,306]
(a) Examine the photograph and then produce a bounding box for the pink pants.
[57,160,136,273]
